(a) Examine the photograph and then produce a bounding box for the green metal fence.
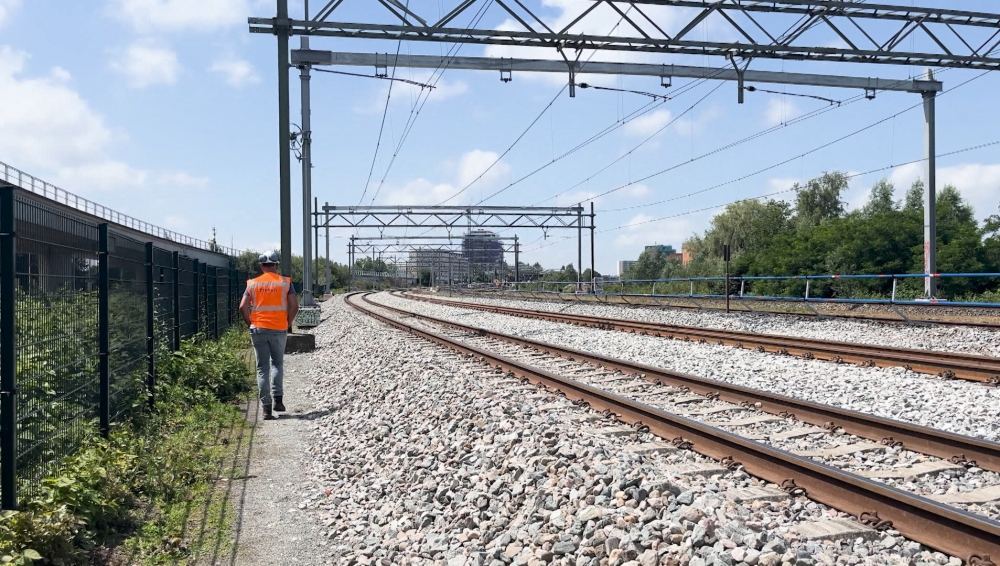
[0,186,249,508]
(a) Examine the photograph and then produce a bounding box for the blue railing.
[506,272,1000,309]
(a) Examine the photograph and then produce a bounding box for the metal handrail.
[1,160,241,256]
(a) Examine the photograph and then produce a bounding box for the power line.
[366,0,495,206]
[601,137,1000,235]
[438,4,647,207]
[601,66,995,214]
[356,44,404,207]
[536,77,729,206]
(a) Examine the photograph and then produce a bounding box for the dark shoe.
[273,396,286,412]
[262,404,276,420]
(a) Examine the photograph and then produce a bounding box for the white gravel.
[370,293,1000,443]
[419,293,1000,358]
[286,296,966,566]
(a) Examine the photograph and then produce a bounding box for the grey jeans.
[250,328,288,406]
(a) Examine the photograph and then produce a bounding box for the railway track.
[400,292,1000,384]
[470,290,1000,330]
[348,292,1000,562]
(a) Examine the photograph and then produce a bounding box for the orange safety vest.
[246,272,292,330]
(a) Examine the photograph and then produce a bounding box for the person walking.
[239,252,299,420]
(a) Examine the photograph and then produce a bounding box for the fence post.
[192,259,200,336]
[891,277,898,303]
[212,268,219,340]
[0,185,18,509]
[145,243,155,409]
[171,252,180,350]
[231,268,237,325]
[98,224,110,438]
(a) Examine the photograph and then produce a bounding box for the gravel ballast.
[370,293,1000,443]
[419,293,1000,357]
[274,295,974,565]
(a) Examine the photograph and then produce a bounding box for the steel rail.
[371,293,1000,473]
[347,292,1000,562]
[402,293,1000,383]
[485,290,1000,330]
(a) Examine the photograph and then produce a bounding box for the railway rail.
[347,292,1000,563]
[464,289,1000,329]
[400,292,1000,384]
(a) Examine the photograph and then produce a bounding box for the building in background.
[617,260,637,276]
[406,249,469,285]
[462,230,504,281]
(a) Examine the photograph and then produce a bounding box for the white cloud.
[111,41,180,88]
[764,96,801,127]
[0,47,113,171]
[0,0,20,28]
[890,162,1000,219]
[764,177,799,196]
[382,150,510,206]
[110,0,249,32]
[0,45,205,194]
[613,212,695,252]
[209,57,259,87]
[456,149,509,190]
[54,161,149,192]
[163,215,189,229]
[627,184,652,198]
[623,109,673,137]
[157,171,210,188]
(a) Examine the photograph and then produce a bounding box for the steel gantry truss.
[317,204,595,290]
[346,235,524,290]
[252,1,1000,70]
[253,1,1000,298]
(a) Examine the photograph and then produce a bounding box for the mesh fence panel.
[207,266,218,339]
[217,268,231,335]
[13,196,99,498]
[177,257,197,339]
[2,189,237,507]
[152,248,175,351]
[107,232,148,422]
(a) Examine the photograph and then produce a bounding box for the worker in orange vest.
[239,252,299,420]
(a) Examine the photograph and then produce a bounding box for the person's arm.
[239,292,253,326]
[287,292,299,333]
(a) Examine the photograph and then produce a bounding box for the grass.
[0,329,256,566]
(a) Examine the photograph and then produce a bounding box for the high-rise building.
[462,230,502,265]
[617,260,637,276]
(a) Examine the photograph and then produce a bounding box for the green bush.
[0,326,252,565]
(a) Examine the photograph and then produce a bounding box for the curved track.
[401,292,1000,383]
[347,292,1000,562]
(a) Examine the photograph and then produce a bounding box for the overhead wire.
[366,0,495,206]
[437,5,646,207]
[594,138,1000,238]
[599,63,994,215]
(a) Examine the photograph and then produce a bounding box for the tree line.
[623,172,1000,300]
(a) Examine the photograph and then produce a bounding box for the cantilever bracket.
[558,45,583,98]
[727,52,752,104]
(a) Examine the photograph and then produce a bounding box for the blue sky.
[2,0,999,274]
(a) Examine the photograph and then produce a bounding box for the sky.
[2,0,999,274]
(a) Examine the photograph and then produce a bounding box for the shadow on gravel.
[279,409,331,421]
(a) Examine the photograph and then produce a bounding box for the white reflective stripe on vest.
[249,278,290,311]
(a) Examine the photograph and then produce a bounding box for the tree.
[701,199,792,257]
[904,179,924,212]
[794,172,847,227]
[628,248,667,279]
[862,179,897,217]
